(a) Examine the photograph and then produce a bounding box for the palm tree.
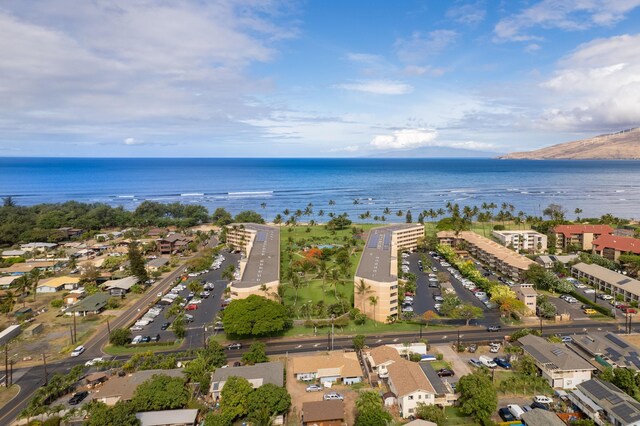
[575,207,583,222]
[383,207,391,215]
[290,274,302,306]
[368,296,379,324]
[396,210,403,217]
[355,279,371,312]
[29,268,42,301]
[260,202,267,209]
[273,213,283,225]
[283,208,290,216]
[318,209,324,217]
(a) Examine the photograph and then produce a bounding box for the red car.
[621,306,637,314]
[185,304,198,311]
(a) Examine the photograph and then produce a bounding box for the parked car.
[499,407,515,421]
[486,325,501,332]
[306,384,323,392]
[583,308,597,315]
[584,288,596,294]
[70,345,85,357]
[185,304,198,310]
[161,322,171,330]
[468,358,482,368]
[599,294,614,300]
[621,306,637,314]
[141,336,151,343]
[493,357,512,369]
[467,344,477,353]
[131,335,143,344]
[531,401,550,410]
[68,391,89,405]
[433,295,444,302]
[508,404,525,420]
[323,392,344,401]
[534,395,553,404]
[226,343,242,350]
[84,357,104,366]
[436,368,455,377]
[561,336,573,343]
[479,355,497,368]
[150,334,161,342]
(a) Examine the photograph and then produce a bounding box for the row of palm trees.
[2,268,43,312]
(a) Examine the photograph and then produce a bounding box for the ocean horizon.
[1,157,639,220]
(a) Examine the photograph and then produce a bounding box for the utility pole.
[4,345,8,388]
[457,329,460,352]
[539,315,543,335]
[420,322,423,339]
[73,312,77,343]
[9,359,14,386]
[331,316,335,351]
[42,353,48,386]
[107,318,111,334]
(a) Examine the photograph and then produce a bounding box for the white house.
[387,359,436,418]
[290,352,363,385]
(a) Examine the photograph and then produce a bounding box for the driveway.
[432,343,471,383]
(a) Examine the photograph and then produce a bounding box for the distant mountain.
[368,146,499,158]
[501,128,640,160]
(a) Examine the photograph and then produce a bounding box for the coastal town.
[1,200,640,426]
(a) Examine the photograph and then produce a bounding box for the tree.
[543,203,566,221]
[203,412,234,426]
[223,295,292,337]
[352,335,366,352]
[241,342,268,365]
[29,268,42,301]
[172,315,186,338]
[354,391,391,426]
[368,295,379,324]
[85,401,139,426]
[212,208,233,226]
[457,371,497,423]
[109,328,132,346]
[128,241,148,283]
[220,376,253,419]
[234,210,265,224]
[515,354,539,377]
[355,279,371,313]
[423,310,438,329]
[247,384,291,419]
[415,403,446,425]
[184,341,227,391]
[326,213,352,231]
[131,375,188,412]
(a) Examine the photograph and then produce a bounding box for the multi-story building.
[591,234,640,262]
[518,334,595,389]
[535,254,579,269]
[572,262,640,303]
[491,230,548,254]
[437,231,535,282]
[225,223,280,300]
[157,233,192,255]
[554,225,614,252]
[570,379,640,426]
[514,283,537,316]
[354,224,424,322]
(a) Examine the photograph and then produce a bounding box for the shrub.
[50,299,64,308]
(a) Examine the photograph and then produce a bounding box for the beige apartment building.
[437,231,535,282]
[514,283,537,316]
[572,262,640,304]
[225,223,280,300]
[492,230,548,254]
[354,224,424,322]
[554,224,613,252]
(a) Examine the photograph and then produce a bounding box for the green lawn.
[103,340,183,355]
[422,221,531,238]
[430,360,451,370]
[443,406,477,426]
[282,320,450,338]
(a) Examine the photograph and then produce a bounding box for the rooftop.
[554,224,614,237]
[356,224,423,282]
[67,292,110,313]
[387,359,436,397]
[210,361,283,391]
[437,231,535,270]
[229,223,280,288]
[147,257,169,268]
[418,362,450,395]
[135,409,198,426]
[572,332,640,370]
[536,254,579,264]
[93,369,184,402]
[290,351,363,378]
[572,263,640,296]
[302,400,344,422]
[38,275,80,288]
[519,334,595,371]
[368,345,403,366]
[592,234,640,255]
[105,276,139,290]
[520,408,565,426]
[578,378,640,425]
[493,230,546,236]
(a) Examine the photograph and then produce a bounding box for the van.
[479,355,497,368]
[508,404,525,420]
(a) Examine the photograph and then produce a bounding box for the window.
[408,395,413,400]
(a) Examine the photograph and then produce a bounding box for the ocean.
[1,157,639,220]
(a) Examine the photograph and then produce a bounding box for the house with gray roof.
[569,378,640,426]
[572,332,640,371]
[135,409,198,426]
[519,334,596,389]
[65,292,110,316]
[104,276,139,296]
[209,361,284,399]
[520,408,565,426]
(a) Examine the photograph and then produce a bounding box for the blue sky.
[2,0,640,157]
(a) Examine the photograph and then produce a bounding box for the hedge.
[569,291,614,317]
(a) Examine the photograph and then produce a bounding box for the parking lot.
[128,251,240,344]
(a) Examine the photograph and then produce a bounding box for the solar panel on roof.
[551,348,565,356]
[605,333,629,349]
[618,278,633,285]
[606,348,623,361]
[614,403,640,422]
[582,380,611,400]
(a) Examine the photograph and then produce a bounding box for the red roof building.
[554,225,614,252]
[592,234,640,261]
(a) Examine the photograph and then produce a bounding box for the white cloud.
[538,33,640,130]
[525,43,542,53]
[494,0,640,42]
[371,129,438,149]
[335,80,413,95]
[330,145,360,153]
[403,65,447,77]
[123,137,143,145]
[394,30,458,64]
[446,3,486,26]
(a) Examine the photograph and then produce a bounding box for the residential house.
[135,409,198,426]
[518,334,595,389]
[147,227,166,237]
[37,276,80,293]
[0,276,18,289]
[366,345,403,379]
[571,332,640,371]
[209,361,284,400]
[66,292,110,316]
[58,227,84,239]
[404,421,438,426]
[570,378,640,426]
[354,224,425,321]
[592,234,640,262]
[147,257,169,272]
[536,254,579,270]
[386,359,437,418]
[437,231,535,282]
[158,233,192,255]
[290,352,363,385]
[492,230,548,254]
[92,369,184,405]
[572,263,640,304]
[19,242,58,252]
[0,325,22,346]
[520,409,565,426]
[301,400,345,426]
[1,250,25,258]
[104,276,139,296]
[514,283,538,316]
[554,225,614,252]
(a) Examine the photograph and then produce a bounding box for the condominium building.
[437,231,535,282]
[554,225,614,252]
[225,223,280,300]
[491,230,548,254]
[591,234,640,262]
[572,262,640,303]
[514,283,537,316]
[354,224,424,322]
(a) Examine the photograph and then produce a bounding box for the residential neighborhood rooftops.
[146,257,169,268]
[520,408,565,426]
[592,234,640,255]
[38,276,80,288]
[67,292,110,313]
[573,332,640,370]
[135,409,198,426]
[418,362,450,395]
[536,254,579,265]
[1,250,25,257]
[93,369,184,403]
[302,400,344,423]
[229,223,280,287]
[554,224,614,237]
[357,224,422,282]
[290,352,363,378]
[368,345,403,366]
[519,334,595,371]
[210,361,283,392]
[0,276,18,287]
[578,378,640,425]
[572,263,640,295]
[386,359,435,397]
[104,276,139,291]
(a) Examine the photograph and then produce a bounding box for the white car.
[131,335,143,344]
[189,298,202,304]
[584,289,596,294]
[71,345,85,357]
[85,357,104,366]
[534,395,553,404]
[404,296,414,302]
[479,355,497,368]
[402,306,414,313]
[600,294,614,300]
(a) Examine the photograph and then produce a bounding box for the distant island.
[500,127,640,160]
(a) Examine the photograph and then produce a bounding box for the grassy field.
[422,221,531,237]
[443,406,477,426]
[0,385,20,409]
[103,339,183,355]
[283,320,450,338]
